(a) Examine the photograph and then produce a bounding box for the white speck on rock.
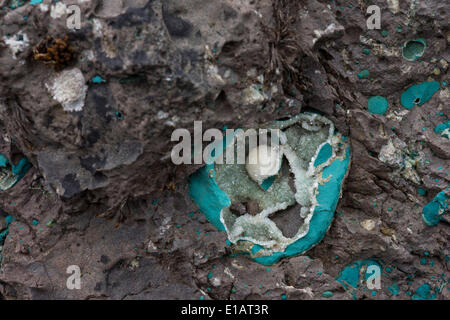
[312,23,344,45]
[3,32,29,59]
[50,2,69,19]
[361,219,376,231]
[212,277,221,287]
[39,4,49,12]
[157,110,169,120]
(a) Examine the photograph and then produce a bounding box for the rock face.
[0,0,448,300]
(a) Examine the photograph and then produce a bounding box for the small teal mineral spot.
[388,282,400,295]
[368,96,388,115]
[417,188,427,196]
[322,291,333,298]
[92,76,106,83]
[357,69,370,79]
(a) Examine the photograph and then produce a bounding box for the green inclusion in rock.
[434,121,450,139]
[417,188,427,196]
[261,176,276,191]
[400,81,440,109]
[402,38,426,61]
[357,70,370,79]
[422,191,449,226]
[0,154,31,191]
[388,282,400,295]
[412,283,436,300]
[368,96,388,115]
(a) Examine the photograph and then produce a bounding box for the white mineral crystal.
[46,68,88,112]
[3,32,29,59]
[246,144,282,185]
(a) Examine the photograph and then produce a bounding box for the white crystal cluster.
[46,68,88,112]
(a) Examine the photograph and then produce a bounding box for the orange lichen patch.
[32,35,75,68]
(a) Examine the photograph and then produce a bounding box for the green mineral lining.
[402,38,426,61]
[0,216,14,247]
[260,175,276,191]
[0,154,32,191]
[188,164,229,231]
[400,81,440,109]
[253,146,351,265]
[313,143,332,167]
[188,135,236,231]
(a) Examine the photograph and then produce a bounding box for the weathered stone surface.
[0,0,448,300]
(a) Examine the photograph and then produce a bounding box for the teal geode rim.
[0,154,32,191]
[188,115,351,265]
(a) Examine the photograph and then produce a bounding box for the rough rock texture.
[0,0,448,299]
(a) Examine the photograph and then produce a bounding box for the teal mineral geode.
[189,113,351,265]
[402,38,426,62]
[0,154,31,191]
